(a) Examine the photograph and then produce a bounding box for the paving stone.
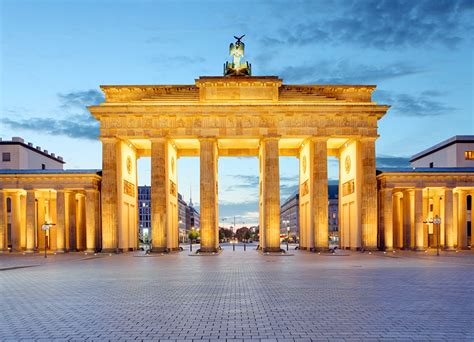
[0,248,473,341]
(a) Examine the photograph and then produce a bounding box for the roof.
[377,167,474,174]
[0,169,101,175]
[0,140,65,164]
[409,135,474,162]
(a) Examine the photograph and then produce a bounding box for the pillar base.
[311,247,330,253]
[197,247,219,253]
[101,248,122,254]
[262,247,285,253]
[85,249,96,253]
[444,247,456,251]
[55,249,66,254]
[150,247,169,253]
[25,249,35,254]
[414,247,425,252]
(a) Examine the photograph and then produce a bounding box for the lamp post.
[190,226,194,252]
[41,223,54,258]
[433,215,441,256]
[286,226,290,251]
[179,219,183,244]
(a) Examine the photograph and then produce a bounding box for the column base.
[197,247,219,253]
[85,249,96,253]
[414,247,425,252]
[262,247,285,253]
[101,248,122,254]
[311,247,330,253]
[55,249,66,254]
[150,247,169,253]
[444,247,456,251]
[25,249,35,254]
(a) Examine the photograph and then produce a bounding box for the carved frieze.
[123,180,135,197]
[342,179,355,197]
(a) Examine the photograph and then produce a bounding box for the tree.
[219,227,233,241]
[188,229,199,241]
[235,227,250,241]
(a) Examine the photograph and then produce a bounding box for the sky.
[1,0,473,228]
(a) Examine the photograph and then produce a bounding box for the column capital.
[149,137,168,143]
[309,136,328,142]
[359,136,378,142]
[99,136,118,143]
[198,137,218,142]
[261,135,280,142]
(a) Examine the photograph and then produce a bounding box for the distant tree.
[235,227,250,241]
[219,227,234,241]
[188,229,199,241]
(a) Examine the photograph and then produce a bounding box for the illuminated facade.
[88,68,388,253]
[377,168,474,250]
[0,170,101,252]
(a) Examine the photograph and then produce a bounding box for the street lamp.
[190,226,194,252]
[286,226,290,251]
[41,222,54,258]
[433,215,442,256]
[179,220,183,244]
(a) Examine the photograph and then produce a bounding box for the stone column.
[11,192,21,251]
[199,138,219,253]
[260,137,281,253]
[312,138,328,251]
[402,190,413,249]
[382,189,393,250]
[68,192,77,251]
[414,188,424,251]
[151,139,168,252]
[0,191,5,251]
[453,191,459,248]
[37,197,46,250]
[457,190,467,249]
[360,138,378,249]
[444,188,454,250]
[76,194,86,251]
[25,190,36,253]
[85,190,98,253]
[393,193,402,248]
[56,190,66,253]
[101,137,119,253]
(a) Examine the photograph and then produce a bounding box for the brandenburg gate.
[88,38,389,253]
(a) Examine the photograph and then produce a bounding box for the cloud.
[2,114,99,141]
[2,89,102,141]
[58,89,104,109]
[374,90,456,117]
[260,0,473,50]
[376,155,411,168]
[275,60,423,84]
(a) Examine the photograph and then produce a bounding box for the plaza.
[1,245,473,341]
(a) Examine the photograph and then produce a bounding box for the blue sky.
[1,0,473,227]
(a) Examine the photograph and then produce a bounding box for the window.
[465,151,474,160]
[6,198,11,212]
[2,152,11,162]
[429,162,434,168]
[41,164,46,170]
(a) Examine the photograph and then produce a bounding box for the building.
[280,191,299,239]
[377,168,473,251]
[328,185,339,241]
[280,184,339,242]
[0,137,65,170]
[138,185,199,244]
[137,186,151,239]
[1,39,472,254]
[410,135,474,168]
[376,136,474,251]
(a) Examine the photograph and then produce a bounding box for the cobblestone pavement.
[1,245,473,341]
